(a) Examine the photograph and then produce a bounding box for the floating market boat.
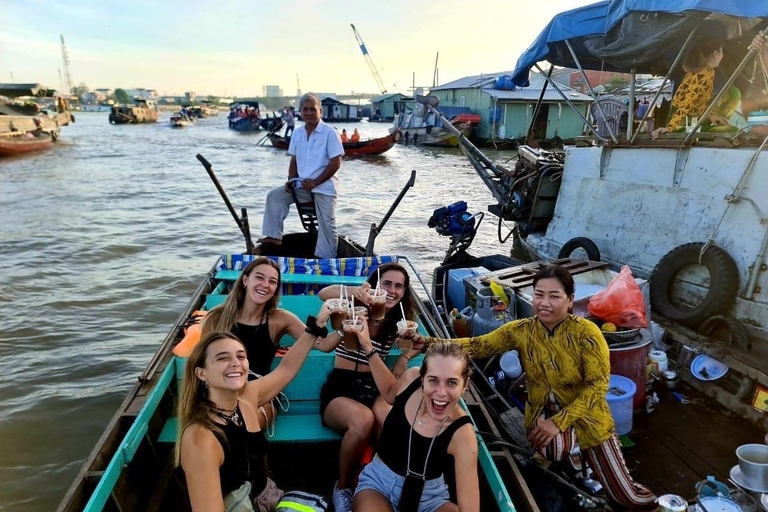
[228,101,263,132]
[169,114,192,128]
[390,104,480,147]
[109,99,159,124]
[267,130,401,156]
[0,83,73,155]
[55,158,526,512]
[0,131,53,156]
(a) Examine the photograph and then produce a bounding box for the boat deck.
[626,384,764,500]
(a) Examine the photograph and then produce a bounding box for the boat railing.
[397,255,451,338]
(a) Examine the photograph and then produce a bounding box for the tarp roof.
[511,1,611,87]
[0,83,53,98]
[433,71,591,102]
[606,0,768,32]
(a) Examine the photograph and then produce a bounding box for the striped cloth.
[218,255,397,295]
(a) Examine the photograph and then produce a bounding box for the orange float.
[172,310,208,357]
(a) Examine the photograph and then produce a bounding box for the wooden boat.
[228,101,263,132]
[109,100,159,124]
[268,130,401,156]
[0,131,53,156]
[169,115,191,128]
[56,162,530,512]
[0,83,74,142]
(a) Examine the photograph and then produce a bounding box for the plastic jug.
[472,287,514,336]
[449,307,473,338]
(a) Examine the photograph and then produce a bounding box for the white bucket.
[649,350,668,374]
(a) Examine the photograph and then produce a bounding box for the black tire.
[698,315,752,351]
[558,237,600,261]
[650,243,739,327]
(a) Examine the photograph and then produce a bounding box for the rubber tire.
[650,243,739,327]
[558,237,601,261]
[698,315,752,351]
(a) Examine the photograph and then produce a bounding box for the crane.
[60,35,73,94]
[350,24,387,94]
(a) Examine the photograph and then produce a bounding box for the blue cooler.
[446,267,489,311]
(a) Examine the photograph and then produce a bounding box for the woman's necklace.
[214,403,242,426]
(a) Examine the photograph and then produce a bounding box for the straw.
[376,268,380,292]
[399,302,406,322]
[339,284,343,303]
[351,295,356,322]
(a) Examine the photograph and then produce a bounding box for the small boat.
[169,114,191,128]
[56,162,526,512]
[0,131,53,156]
[268,130,401,156]
[228,101,263,132]
[391,103,480,147]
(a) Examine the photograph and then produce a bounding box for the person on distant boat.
[258,93,344,259]
[283,107,295,138]
[652,32,768,139]
[316,262,420,512]
[201,257,341,430]
[341,129,349,142]
[414,265,658,511]
[351,129,360,142]
[176,302,332,512]
[352,341,479,512]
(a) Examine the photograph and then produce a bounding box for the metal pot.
[662,370,680,390]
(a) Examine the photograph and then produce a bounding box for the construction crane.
[296,74,301,96]
[60,35,73,93]
[350,24,387,94]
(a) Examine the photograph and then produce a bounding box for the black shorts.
[320,368,379,421]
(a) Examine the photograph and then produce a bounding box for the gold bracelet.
[400,353,411,362]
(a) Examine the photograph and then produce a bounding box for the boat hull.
[0,133,53,156]
[109,106,159,124]
[268,131,399,156]
[229,117,262,132]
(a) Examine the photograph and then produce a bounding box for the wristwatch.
[304,315,328,338]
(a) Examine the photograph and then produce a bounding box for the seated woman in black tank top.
[315,263,421,512]
[353,339,480,512]
[202,257,339,429]
[177,308,331,512]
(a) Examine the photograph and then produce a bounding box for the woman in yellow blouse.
[419,265,657,510]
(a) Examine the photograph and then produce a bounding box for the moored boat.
[169,114,192,128]
[391,103,480,147]
[0,131,53,156]
[55,161,528,512]
[109,99,159,124]
[268,129,401,156]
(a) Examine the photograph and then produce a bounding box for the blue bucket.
[606,374,637,435]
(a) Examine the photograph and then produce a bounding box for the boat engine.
[495,145,565,235]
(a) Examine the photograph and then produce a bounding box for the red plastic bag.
[587,266,647,328]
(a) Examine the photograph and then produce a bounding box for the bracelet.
[400,353,412,362]
[304,315,328,338]
[365,349,378,360]
[336,330,344,337]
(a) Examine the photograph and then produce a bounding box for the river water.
[0,112,512,511]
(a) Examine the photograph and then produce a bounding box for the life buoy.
[698,315,751,351]
[650,243,739,327]
[173,310,209,357]
[558,237,601,261]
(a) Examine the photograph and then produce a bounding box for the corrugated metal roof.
[433,70,591,102]
[371,93,407,103]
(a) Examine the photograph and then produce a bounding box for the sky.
[0,0,596,98]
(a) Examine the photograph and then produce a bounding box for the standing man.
[283,107,295,138]
[258,93,344,259]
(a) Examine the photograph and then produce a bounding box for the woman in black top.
[354,338,479,512]
[177,305,330,512]
[202,257,338,428]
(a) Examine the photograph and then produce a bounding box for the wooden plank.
[479,259,608,289]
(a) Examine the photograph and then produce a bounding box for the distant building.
[263,85,283,98]
[369,93,413,121]
[320,97,360,122]
[430,70,592,141]
[185,91,197,103]
[127,88,159,100]
[95,88,113,97]
[83,90,108,103]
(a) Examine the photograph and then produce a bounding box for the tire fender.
[650,243,739,327]
[558,237,601,261]
[698,315,752,351]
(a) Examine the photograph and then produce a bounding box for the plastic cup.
[342,318,364,352]
[396,320,418,352]
[347,306,368,320]
[327,298,350,331]
[367,289,388,321]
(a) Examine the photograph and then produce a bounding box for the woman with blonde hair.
[177,301,331,512]
[202,257,337,428]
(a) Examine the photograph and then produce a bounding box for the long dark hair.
[532,264,575,296]
[366,262,417,338]
[683,36,723,73]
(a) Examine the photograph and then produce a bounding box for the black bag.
[398,471,426,512]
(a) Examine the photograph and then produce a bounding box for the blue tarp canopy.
[511,1,611,86]
[606,0,768,32]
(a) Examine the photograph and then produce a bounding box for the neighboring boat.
[55,163,527,512]
[228,100,262,132]
[268,130,401,156]
[169,114,191,128]
[0,83,73,154]
[390,103,480,147]
[0,131,53,156]
[109,99,159,124]
[81,104,113,112]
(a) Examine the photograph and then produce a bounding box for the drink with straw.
[348,306,367,320]
[367,288,387,321]
[396,320,419,351]
[342,317,364,352]
[327,298,350,331]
